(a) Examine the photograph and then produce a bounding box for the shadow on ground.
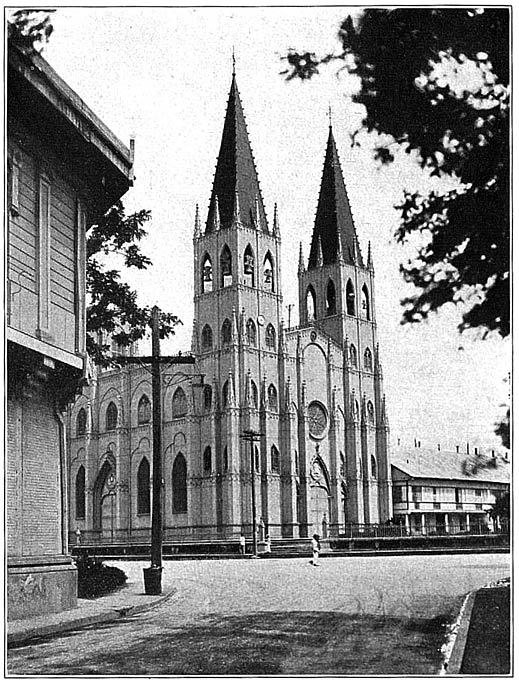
[8,609,452,675]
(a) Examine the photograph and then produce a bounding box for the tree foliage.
[87,202,181,366]
[9,9,55,54]
[282,8,510,338]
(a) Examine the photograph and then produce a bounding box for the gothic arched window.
[75,466,85,519]
[306,285,316,321]
[367,400,375,424]
[364,348,373,372]
[246,318,256,346]
[220,244,232,287]
[350,344,358,368]
[326,279,337,316]
[201,324,213,351]
[271,445,280,474]
[202,253,213,293]
[251,380,258,409]
[223,446,229,472]
[346,279,355,316]
[371,454,377,478]
[243,244,255,287]
[222,380,230,407]
[263,252,274,292]
[76,407,87,436]
[254,446,260,471]
[172,453,187,513]
[172,387,188,417]
[137,458,150,514]
[361,284,371,320]
[105,401,118,431]
[268,384,278,411]
[203,446,212,473]
[203,384,212,411]
[265,324,276,349]
[221,319,232,346]
[137,395,151,424]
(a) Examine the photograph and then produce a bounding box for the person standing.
[75,527,82,547]
[311,533,321,566]
[239,532,246,556]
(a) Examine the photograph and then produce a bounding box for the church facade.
[68,73,392,544]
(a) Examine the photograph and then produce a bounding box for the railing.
[70,519,509,548]
[340,521,508,538]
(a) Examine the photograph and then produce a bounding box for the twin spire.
[205,73,269,234]
[308,124,363,269]
[202,69,364,271]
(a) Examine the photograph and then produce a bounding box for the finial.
[232,47,236,76]
[317,235,324,267]
[213,195,220,231]
[254,195,261,231]
[233,190,241,224]
[272,202,279,237]
[194,204,201,238]
[367,240,373,269]
[328,104,332,128]
[298,242,305,274]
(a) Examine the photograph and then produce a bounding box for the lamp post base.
[143,566,162,595]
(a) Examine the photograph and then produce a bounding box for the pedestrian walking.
[311,533,321,566]
[75,527,82,546]
[265,534,271,555]
[239,532,246,555]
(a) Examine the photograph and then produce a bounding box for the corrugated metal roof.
[391,447,510,484]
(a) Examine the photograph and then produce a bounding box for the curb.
[7,588,176,648]
[441,589,477,675]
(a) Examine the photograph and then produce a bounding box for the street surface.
[8,553,509,675]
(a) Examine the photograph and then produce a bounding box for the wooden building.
[391,446,509,535]
[7,34,133,618]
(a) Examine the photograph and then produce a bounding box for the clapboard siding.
[8,254,37,289]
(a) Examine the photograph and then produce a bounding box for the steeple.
[308,124,362,268]
[205,73,269,233]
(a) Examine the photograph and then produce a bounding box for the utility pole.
[144,305,163,594]
[241,429,263,557]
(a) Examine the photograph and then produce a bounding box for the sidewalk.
[443,578,511,675]
[7,565,176,647]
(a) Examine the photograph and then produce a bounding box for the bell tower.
[192,70,286,534]
[298,122,392,524]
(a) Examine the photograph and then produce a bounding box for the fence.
[70,519,508,548]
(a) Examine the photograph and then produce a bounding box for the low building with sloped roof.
[391,446,510,535]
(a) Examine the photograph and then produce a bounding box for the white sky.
[38,6,509,452]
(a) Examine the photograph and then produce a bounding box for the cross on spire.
[232,47,236,75]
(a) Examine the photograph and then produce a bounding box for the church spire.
[205,73,269,233]
[308,124,362,268]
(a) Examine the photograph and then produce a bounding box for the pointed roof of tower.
[205,74,269,233]
[308,124,362,268]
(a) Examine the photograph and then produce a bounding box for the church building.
[68,72,392,545]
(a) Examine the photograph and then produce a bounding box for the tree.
[8,9,55,54]
[87,202,180,366]
[282,8,509,338]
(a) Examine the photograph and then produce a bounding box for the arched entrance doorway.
[309,457,330,536]
[93,460,116,540]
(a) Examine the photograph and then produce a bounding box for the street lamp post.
[241,429,263,557]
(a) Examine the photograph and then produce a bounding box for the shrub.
[76,554,127,598]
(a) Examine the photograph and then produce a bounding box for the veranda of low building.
[391,446,509,535]
[7,33,133,618]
